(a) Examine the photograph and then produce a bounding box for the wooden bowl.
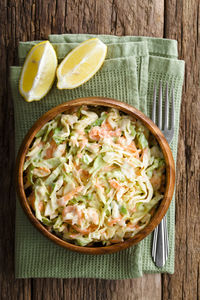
[16,97,175,254]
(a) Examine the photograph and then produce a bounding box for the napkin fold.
[49,34,178,58]
[10,34,184,279]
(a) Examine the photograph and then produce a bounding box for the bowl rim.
[16,97,175,255]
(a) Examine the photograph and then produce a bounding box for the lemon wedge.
[19,41,57,102]
[57,38,107,89]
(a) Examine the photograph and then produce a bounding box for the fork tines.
[151,81,174,144]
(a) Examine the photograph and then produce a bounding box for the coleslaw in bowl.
[23,105,166,247]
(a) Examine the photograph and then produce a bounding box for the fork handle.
[152,215,169,267]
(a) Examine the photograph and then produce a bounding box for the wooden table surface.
[0,1,199,299]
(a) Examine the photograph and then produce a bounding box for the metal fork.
[151,81,174,267]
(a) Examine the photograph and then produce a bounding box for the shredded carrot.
[44,139,57,159]
[89,127,101,141]
[89,124,121,141]
[109,179,121,190]
[110,128,121,137]
[127,223,139,229]
[103,165,115,172]
[69,233,81,239]
[38,200,44,212]
[72,224,97,235]
[117,138,139,154]
[27,191,35,210]
[58,186,83,206]
[140,148,148,161]
[94,179,103,189]
[79,137,88,151]
[126,141,137,152]
[33,166,51,177]
[101,121,112,131]
[28,192,44,212]
[62,203,84,225]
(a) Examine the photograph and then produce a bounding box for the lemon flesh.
[19,41,57,102]
[57,38,107,89]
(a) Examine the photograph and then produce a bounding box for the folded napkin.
[49,34,178,58]
[10,34,184,279]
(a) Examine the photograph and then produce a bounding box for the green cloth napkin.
[10,34,185,279]
[49,34,178,58]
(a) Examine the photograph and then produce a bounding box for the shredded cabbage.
[24,106,166,246]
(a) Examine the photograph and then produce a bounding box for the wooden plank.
[163,0,200,300]
[61,274,161,300]
[0,0,32,299]
[32,279,64,300]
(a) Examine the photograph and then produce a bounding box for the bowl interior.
[16,97,175,254]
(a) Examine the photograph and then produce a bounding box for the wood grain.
[0,0,199,299]
[32,274,161,300]
[0,1,31,300]
[163,1,200,300]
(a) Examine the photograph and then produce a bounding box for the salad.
[23,106,166,246]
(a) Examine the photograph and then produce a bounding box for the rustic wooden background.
[0,1,199,299]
